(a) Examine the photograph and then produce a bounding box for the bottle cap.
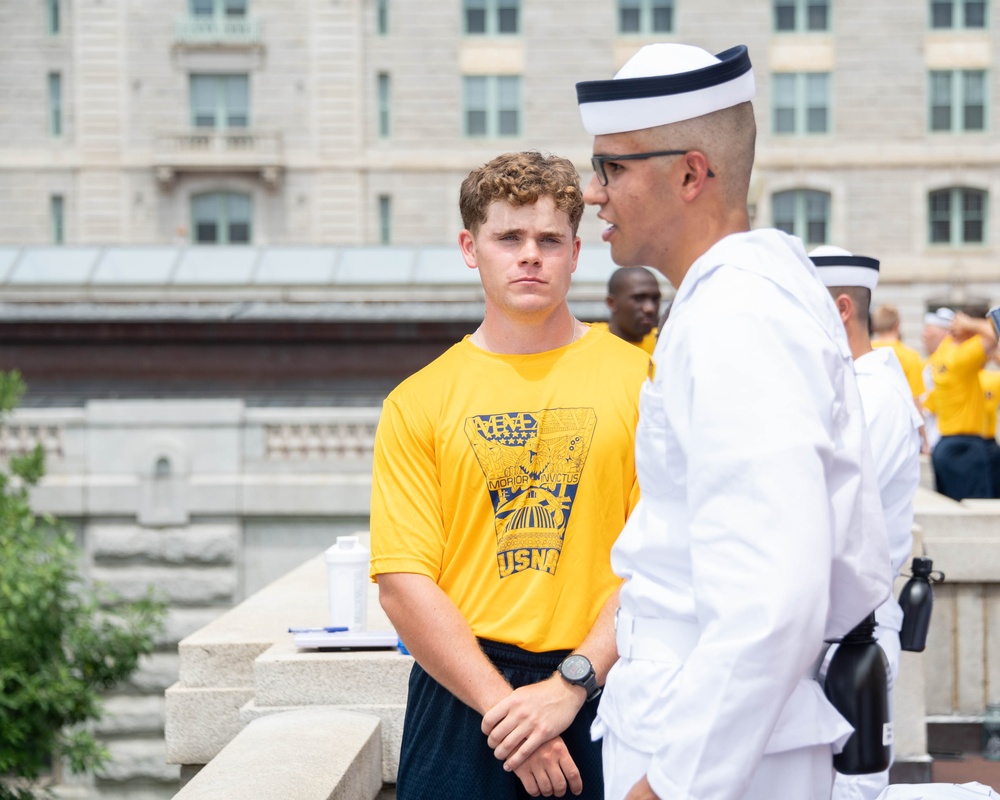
[912,556,933,576]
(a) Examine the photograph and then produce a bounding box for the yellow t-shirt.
[370,327,647,653]
[981,370,1000,439]
[873,339,925,401]
[589,321,658,356]
[925,335,989,436]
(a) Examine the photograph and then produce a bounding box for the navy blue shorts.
[396,638,604,800]
[932,434,994,500]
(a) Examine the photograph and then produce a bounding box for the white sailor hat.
[924,307,956,328]
[576,44,755,136]
[808,245,880,291]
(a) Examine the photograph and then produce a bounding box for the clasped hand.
[482,676,587,796]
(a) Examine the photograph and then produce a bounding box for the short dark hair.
[607,267,658,297]
[829,286,871,327]
[459,151,584,235]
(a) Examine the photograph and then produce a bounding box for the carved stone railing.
[174,16,260,45]
[264,422,378,461]
[155,131,282,158]
[0,423,64,461]
[153,132,283,185]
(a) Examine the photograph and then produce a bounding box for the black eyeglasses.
[591,150,716,186]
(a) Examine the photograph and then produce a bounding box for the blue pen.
[287,626,350,633]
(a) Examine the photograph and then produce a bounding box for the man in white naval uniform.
[567,44,891,800]
[811,247,923,800]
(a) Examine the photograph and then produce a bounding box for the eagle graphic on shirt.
[465,408,597,578]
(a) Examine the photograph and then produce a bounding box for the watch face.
[561,655,591,681]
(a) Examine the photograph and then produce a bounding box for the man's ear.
[835,293,852,324]
[679,151,713,199]
[458,229,477,269]
[605,294,616,312]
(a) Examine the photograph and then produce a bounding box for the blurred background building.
[1,0,998,316]
[2,1,1000,797]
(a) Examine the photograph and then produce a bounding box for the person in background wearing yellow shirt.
[590,267,661,355]
[981,346,1000,498]
[926,311,998,500]
[872,304,926,403]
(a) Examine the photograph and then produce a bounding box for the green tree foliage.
[0,372,165,799]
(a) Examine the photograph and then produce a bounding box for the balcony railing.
[174,16,261,45]
[153,130,283,185]
[156,130,281,157]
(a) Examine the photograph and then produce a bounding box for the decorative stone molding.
[264,422,378,461]
[0,423,63,461]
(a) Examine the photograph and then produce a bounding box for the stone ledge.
[177,556,331,689]
[165,685,256,765]
[241,701,405,784]
[173,708,382,800]
[921,539,1000,582]
[253,640,412,707]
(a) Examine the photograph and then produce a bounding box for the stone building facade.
[1,0,998,312]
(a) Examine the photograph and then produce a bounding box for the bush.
[0,372,165,800]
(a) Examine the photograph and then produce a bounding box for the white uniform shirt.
[597,230,891,800]
[854,347,923,637]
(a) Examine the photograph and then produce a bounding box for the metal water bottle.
[824,612,892,775]
[898,557,944,653]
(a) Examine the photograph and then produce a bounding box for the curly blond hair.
[459,151,584,235]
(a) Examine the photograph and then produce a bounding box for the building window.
[929,187,986,245]
[773,190,830,246]
[774,0,830,30]
[464,0,519,35]
[48,0,60,34]
[377,0,389,34]
[48,72,62,137]
[190,74,249,129]
[773,72,830,134]
[618,0,674,33]
[930,0,987,28]
[378,195,392,245]
[377,73,391,138]
[930,70,986,132]
[192,192,252,244]
[464,76,521,137]
[191,0,247,17]
[51,195,65,244]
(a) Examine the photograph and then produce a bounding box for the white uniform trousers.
[601,726,835,800]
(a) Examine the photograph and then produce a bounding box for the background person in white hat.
[560,43,890,800]
[811,245,923,800]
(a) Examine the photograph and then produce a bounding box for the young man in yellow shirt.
[370,151,648,800]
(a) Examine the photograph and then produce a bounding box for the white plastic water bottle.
[325,536,369,631]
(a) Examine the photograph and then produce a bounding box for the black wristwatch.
[557,654,601,702]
